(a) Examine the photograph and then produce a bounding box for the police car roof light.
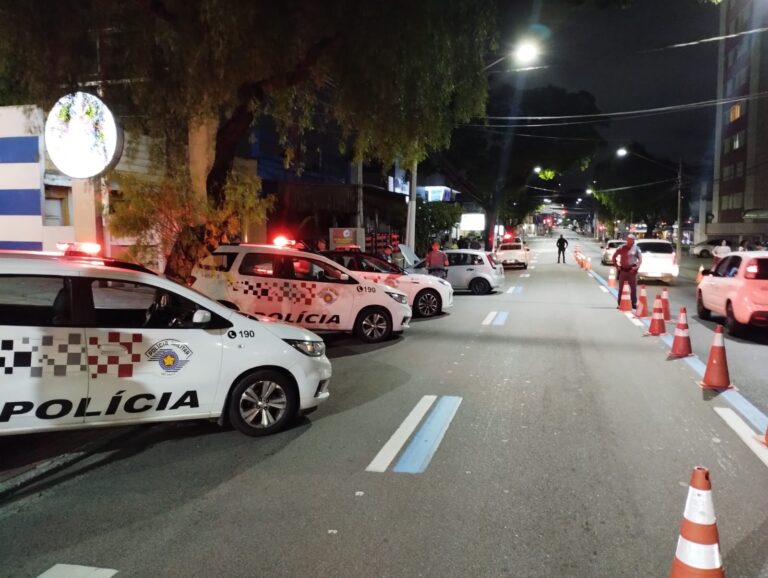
[273,236,296,248]
[57,241,102,256]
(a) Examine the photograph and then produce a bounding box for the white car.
[697,251,768,334]
[403,247,504,295]
[0,251,331,437]
[321,251,453,317]
[191,244,411,343]
[601,240,625,265]
[495,242,530,269]
[635,239,679,284]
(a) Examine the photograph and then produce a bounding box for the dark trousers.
[557,248,566,263]
[617,269,638,308]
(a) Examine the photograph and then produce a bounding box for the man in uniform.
[424,241,449,278]
[380,245,394,263]
[611,234,643,309]
[556,235,568,263]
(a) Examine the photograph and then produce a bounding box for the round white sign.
[45,92,121,179]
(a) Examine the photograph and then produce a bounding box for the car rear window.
[608,241,625,249]
[638,242,674,254]
[748,258,768,280]
[499,244,521,251]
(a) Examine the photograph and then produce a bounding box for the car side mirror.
[340,273,350,281]
[192,310,212,326]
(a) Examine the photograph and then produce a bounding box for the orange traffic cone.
[696,265,704,284]
[636,285,649,318]
[644,294,667,336]
[661,287,671,321]
[699,326,732,389]
[619,284,632,312]
[670,466,724,578]
[608,267,617,288]
[669,307,694,358]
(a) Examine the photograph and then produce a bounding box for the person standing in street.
[556,235,568,263]
[712,239,731,266]
[612,234,643,309]
[424,241,449,279]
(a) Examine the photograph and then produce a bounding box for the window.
[637,242,674,254]
[448,253,469,266]
[729,103,742,122]
[0,275,71,326]
[714,257,735,277]
[239,253,275,277]
[86,279,203,329]
[720,195,732,211]
[43,186,72,226]
[732,192,744,208]
[723,137,732,154]
[733,130,744,150]
[198,252,237,272]
[288,257,349,283]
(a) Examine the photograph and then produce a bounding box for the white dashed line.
[713,407,768,469]
[481,312,497,326]
[37,565,118,578]
[599,286,608,293]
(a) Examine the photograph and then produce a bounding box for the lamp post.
[615,147,684,263]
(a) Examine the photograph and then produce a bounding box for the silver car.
[402,246,504,295]
[601,240,625,265]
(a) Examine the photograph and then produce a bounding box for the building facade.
[710,0,768,242]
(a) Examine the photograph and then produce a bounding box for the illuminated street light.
[543,198,552,204]
[616,147,629,158]
[533,166,542,174]
[513,40,541,66]
[586,188,593,195]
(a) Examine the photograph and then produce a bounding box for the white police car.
[0,251,331,437]
[190,243,412,343]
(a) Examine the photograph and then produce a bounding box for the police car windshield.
[359,255,403,274]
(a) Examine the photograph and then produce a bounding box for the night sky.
[499,0,721,166]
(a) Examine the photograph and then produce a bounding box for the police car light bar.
[56,241,102,256]
[273,236,296,248]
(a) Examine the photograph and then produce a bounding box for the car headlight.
[386,291,409,305]
[437,279,450,287]
[284,339,326,357]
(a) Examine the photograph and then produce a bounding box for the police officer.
[611,234,643,309]
[556,235,568,263]
[424,241,449,278]
[380,244,394,263]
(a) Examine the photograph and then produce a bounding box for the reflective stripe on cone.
[669,307,694,357]
[661,287,672,321]
[644,295,667,336]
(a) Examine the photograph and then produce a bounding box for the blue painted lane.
[393,396,462,474]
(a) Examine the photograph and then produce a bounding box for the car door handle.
[466,268,475,271]
[98,344,128,355]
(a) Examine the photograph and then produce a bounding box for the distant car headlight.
[386,291,409,305]
[284,339,326,357]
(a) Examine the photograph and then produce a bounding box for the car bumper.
[392,303,412,331]
[292,355,332,410]
[638,266,679,279]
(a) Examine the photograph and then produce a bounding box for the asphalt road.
[2,233,768,578]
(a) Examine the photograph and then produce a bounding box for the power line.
[643,26,768,53]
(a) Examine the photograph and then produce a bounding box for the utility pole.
[405,159,417,250]
[676,159,683,264]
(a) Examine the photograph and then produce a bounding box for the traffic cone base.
[699,326,733,389]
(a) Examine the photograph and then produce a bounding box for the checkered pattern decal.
[0,332,143,379]
[0,333,87,378]
[87,332,143,379]
[231,280,319,306]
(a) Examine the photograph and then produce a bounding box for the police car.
[0,251,331,437]
[321,250,453,317]
[190,242,412,343]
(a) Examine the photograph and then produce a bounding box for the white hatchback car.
[697,251,768,334]
[321,251,453,317]
[0,252,331,437]
[191,244,411,343]
[601,240,625,265]
[635,240,680,284]
[495,242,530,269]
[406,248,504,295]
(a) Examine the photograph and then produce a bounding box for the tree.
[438,84,604,249]
[0,0,496,278]
[415,200,463,255]
[592,144,679,237]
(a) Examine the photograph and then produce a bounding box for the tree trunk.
[484,206,498,251]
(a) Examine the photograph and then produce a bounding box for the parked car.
[191,243,412,343]
[601,240,625,265]
[320,250,453,317]
[401,246,504,295]
[0,251,331,437]
[495,242,530,269]
[690,239,730,258]
[697,251,768,334]
[635,239,679,284]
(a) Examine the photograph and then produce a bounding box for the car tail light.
[745,259,758,279]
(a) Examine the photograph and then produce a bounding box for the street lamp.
[533,166,542,174]
[513,40,541,66]
[615,147,684,263]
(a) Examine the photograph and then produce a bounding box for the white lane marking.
[529,265,536,269]
[482,311,497,325]
[599,286,608,293]
[366,395,438,473]
[37,565,118,578]
[624,312,643,327]
[519,273,530,278]
[506,286,516,294]
[713,407,768,469]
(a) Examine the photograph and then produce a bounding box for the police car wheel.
[228,370,299,436]
[415,289,441,317]
[469,278,490,295]
[355,307,392,343]
[696,292,711,321]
